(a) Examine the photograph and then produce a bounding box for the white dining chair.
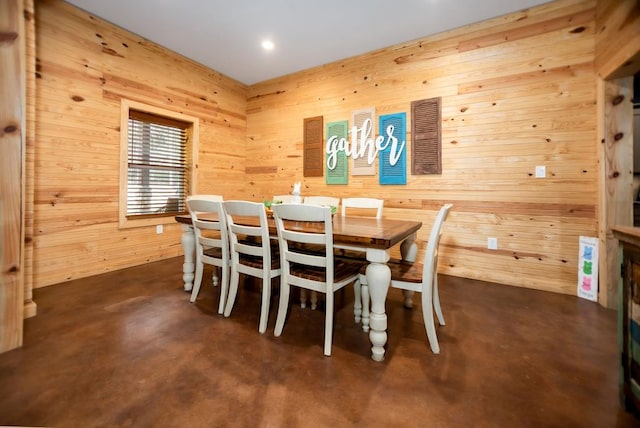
[186,196,229,314]
[303,196,340,208]
[273,195,296,203]
[359,203,452,353]
[300,196,341,309]
[272,203,365,356]
[187,194,225,202]
[341,197,384,219]
[223,200,281,334]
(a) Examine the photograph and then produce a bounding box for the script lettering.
[325,119,406,170]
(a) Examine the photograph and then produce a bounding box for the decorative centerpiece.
[292,182,302,204]
[263,199,282,217]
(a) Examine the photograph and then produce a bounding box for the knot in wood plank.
[612,94,625,105]
[0,32,18,43]
[3,124,18,133]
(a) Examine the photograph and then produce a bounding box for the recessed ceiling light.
[261,40,275,51]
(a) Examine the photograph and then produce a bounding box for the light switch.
[535,165,546,178]
[156,224,163,234]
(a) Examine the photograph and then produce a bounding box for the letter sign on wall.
[325,120,349,185]
[378,112,407,185]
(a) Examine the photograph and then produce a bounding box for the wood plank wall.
[25,0,637,301]
[0,0,26,352]
[246,0,599,296]
[595,0,640,80]
[24,0,36,317]
[595,0,640,308]
[32,0,248,287]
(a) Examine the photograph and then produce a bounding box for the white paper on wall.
[577,236,599,302]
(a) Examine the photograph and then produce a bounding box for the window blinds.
[127,112,187,217]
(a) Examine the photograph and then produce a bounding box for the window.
[119,99,198,228]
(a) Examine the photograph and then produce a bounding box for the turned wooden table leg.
[365,248,391,362]
[180,224,195,291]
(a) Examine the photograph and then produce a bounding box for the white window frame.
[119,99,198,229]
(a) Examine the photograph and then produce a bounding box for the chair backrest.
[186,197,229,262]
[223,200,274,272]
[273,195,296,203]
[422,204,453,284]
[272,203,334,287]
[304,196,340,208]
[341,197,384,219]
[187,194,224,202]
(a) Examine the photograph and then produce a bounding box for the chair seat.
[290,242,326,255]
[203,247,224,259]
[239,249,280,270]
[291,259,363,282]
[234,238,280,269]
[388,258,423,283]
[359,258,423,283]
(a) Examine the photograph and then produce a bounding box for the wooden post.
[0,0,26,352]
[23,0,36,319]
[598,77,633,309]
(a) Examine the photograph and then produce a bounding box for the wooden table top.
[175,214,422,250]
[612,226,640,248]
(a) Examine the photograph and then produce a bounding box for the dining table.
[175,212,422,361]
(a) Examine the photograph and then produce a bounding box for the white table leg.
[366,248,391,362]
[180,224,195,291]
[400,233,418,308]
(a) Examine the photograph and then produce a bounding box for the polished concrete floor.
[0,257,638,427]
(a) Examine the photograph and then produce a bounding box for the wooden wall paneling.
[594,0,640,308]
[28,0,637,303]
[0,0,25,352]
[32,0,247,288]
[32,222,184,286]
[595,0,640,79]
[598,77,634,308]
[24,0,36,318]
[245,0,598,295]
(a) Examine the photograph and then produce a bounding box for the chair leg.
[310,291,318,310]
[212,267,219,288]
[402,290,414,308]
[361,283,370,332]
[190,259,204,303]
[421,278,440,354]
[353,277,362,324]
[274,279,290,337]
[324,291,334,356]
[433,274,445,326]
[217,264,230,315]
[224,268,240,317]
[300,289,307,308]
[258,276,271,334]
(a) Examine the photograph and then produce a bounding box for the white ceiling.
[65,0,552,85]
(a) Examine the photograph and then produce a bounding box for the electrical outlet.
[535,165,546,178]
[156,224,163,234]
[487,237,498,250]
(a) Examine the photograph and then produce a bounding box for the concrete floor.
[0,257,638,427]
